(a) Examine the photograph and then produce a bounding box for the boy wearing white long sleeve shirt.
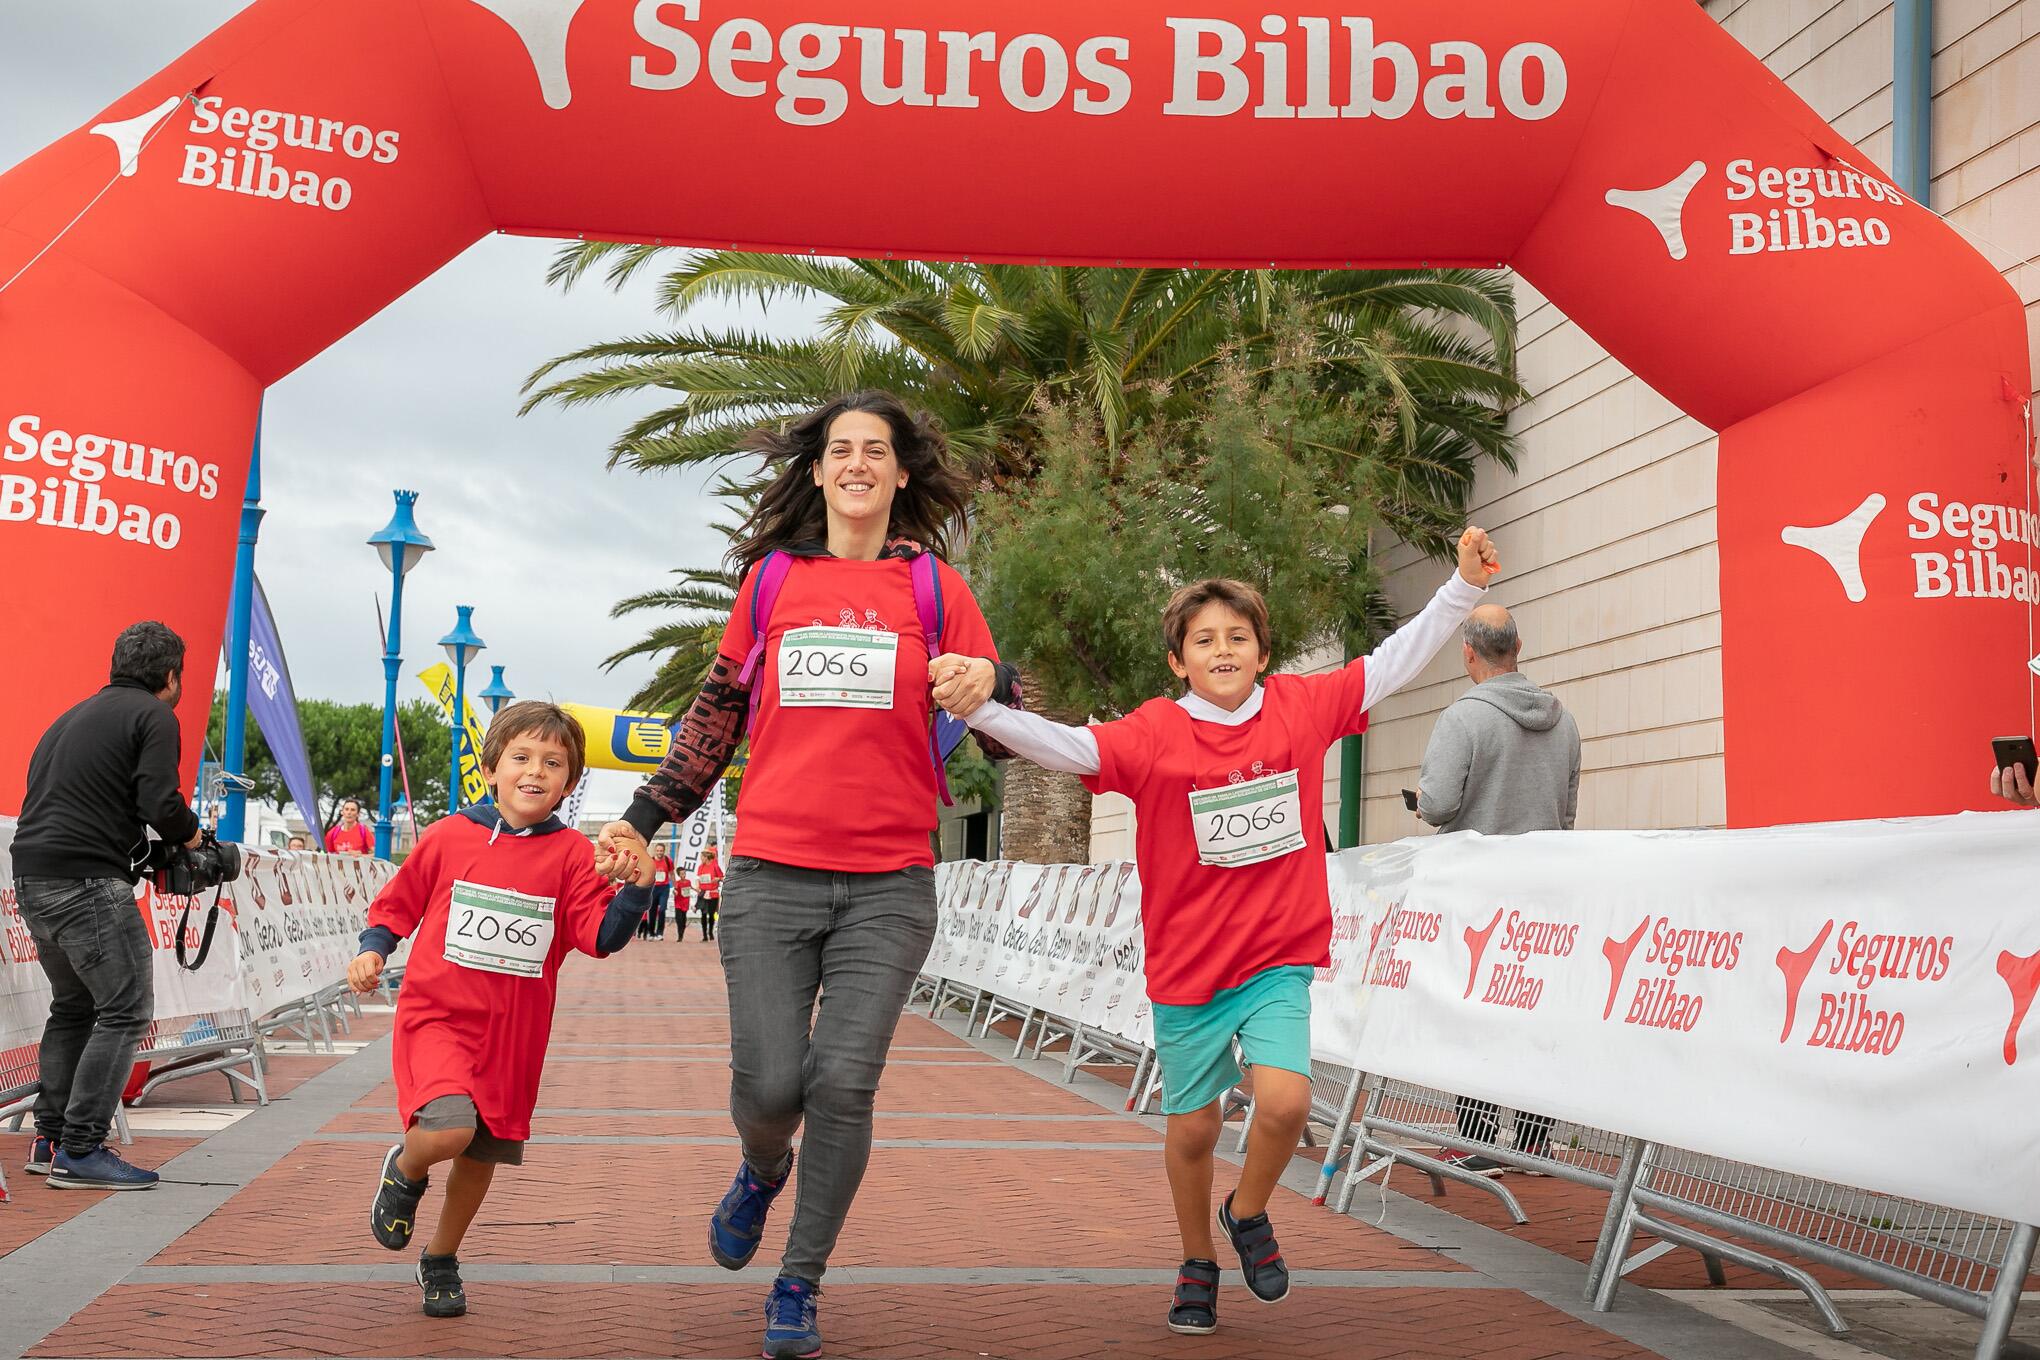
[929,529,1498,1337]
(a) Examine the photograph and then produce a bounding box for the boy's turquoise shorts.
[1151,965,1315,1116]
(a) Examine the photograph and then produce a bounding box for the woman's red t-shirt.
[718,555,998,873]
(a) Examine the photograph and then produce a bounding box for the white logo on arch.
[89,95,184,177]
[1606,160,1707,261]
[1782,493,1885,603]
[463,0,591,110]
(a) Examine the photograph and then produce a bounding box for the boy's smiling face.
[1168,602,1269,711]
[486,733,573,828]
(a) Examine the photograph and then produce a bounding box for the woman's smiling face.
[812,409,908,529]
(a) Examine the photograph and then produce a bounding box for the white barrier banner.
[2,818,399,1091]
[931,810,2040,1226]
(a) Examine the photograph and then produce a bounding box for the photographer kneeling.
[12,622,203,1190]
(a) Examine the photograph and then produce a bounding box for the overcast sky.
[1,4,820,814]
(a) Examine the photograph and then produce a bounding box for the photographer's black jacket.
[13,680,200,883]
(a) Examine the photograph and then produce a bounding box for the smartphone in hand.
[1401,788,1420,813]
[1992,736,2037,782]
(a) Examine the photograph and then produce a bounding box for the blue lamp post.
[368,491,433,859]
[439,606,486,812]
[219,416,265,843]
[477,665,514,717]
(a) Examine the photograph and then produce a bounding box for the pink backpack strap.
[737,552,793,730]
[912,553,964,806]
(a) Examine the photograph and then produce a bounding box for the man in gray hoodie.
[1417,605,1580,835]
[1417,604,1580,1173]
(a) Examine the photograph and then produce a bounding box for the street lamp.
[439,605,486,812]
[367,491,433,860]
[477,665,514,717]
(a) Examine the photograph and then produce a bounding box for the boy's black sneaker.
[371,1145,428,1250]
[417,1252,466,1317]
[1219,1193,1291,1303]
[1167,1258,1220,1334]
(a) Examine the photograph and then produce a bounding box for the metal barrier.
[133,1008,267,1106]
[1588,1140,2039,1358]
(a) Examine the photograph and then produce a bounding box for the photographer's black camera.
[147,829,243,897]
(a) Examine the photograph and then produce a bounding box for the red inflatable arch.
[0,0,2029,826]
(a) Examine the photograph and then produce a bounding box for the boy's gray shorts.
[412,1094,525,1165]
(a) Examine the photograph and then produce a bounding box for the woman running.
[599,391,1014,1360]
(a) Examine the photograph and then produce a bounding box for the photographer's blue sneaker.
[710,1156,791,1270]
[760,1276,822,1359]
[25,1135,55,1175]
[48,1145,158,1191]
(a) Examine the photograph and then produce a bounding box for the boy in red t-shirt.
[347,702,654,1318]
[934,529,1498,1335]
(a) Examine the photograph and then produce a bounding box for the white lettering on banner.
[627,8,1566,127]
[932,812,2040,1226]
[174,97,403,213]
[1,413,224,555]
[1722,158,1898,258]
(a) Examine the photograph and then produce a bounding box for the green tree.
[524,251,1517,545]
[208,696,454,832]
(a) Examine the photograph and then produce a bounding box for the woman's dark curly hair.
[730,391,970,573]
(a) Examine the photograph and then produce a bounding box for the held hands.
[347,950,385,994]
[928,654,995,719]
[1990,764,2038,807]
[595,822,657,886]
[1457,526,1501,587]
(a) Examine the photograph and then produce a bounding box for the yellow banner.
[418,663,491,806]
[562,702,673,772]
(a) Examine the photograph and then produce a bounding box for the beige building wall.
[1093,0,2040,861]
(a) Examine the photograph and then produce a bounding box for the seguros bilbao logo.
[1606,156,1899,262]
[1780,490,2040,606]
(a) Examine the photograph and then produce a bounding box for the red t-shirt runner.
[366,814,621,1141]
[1083,666,1369,1006]
[717,555,998,872]
[326,820,373,854]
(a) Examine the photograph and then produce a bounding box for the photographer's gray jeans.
[717,856,937,1283]
[16,876,154,1157]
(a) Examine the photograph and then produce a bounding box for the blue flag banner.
[247,576,321,835]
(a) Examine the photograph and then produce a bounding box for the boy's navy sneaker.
[1219,1192,1290,1303]
[710,1155,791,1270]
[1167,1258,1220,1335]
[371,1145,429,1250]
[47,1145,158,1190]
[761,1276,822,1359]
[417,1252,466,1317]
[25,1135,55,1175]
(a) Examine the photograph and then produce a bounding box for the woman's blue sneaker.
[25,1135,55,1175]
[710,1156,791,1270]
[48,1145,158,1190]
[761,1276,822,1359]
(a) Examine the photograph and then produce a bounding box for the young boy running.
[347,701,655,1318]
[931,528,1498,1335]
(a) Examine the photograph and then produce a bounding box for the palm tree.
[531,249,1523,861]
[525,251,1517,513]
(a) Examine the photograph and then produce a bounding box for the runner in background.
[691,846,722,942]
[596,391,1016,1360]
[347,702,654,1319]
[649,849,673,940]
[933,528,1498,1337]
[325,799,373,855]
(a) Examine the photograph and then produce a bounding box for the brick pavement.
[5,937,1857,1359]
